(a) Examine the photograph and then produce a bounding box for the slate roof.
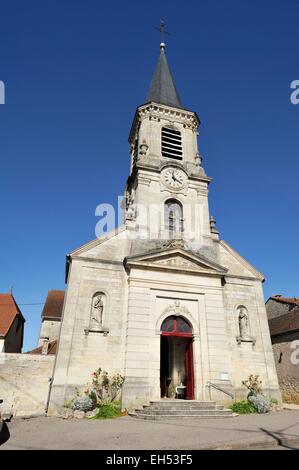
[147,45,183,109]
[0,293,25,337]
[41,290,65,320]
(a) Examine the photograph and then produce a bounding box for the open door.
[185,339,194,400]
[160,315,194,400]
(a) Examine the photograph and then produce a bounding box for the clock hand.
[173,172,180,183]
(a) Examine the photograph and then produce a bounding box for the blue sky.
[0,0,298,351]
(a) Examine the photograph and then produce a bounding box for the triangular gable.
[219,240,264,281]
[70,225,127,257]
[125,247,228,276]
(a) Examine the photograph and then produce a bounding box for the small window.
[161,127,182,160]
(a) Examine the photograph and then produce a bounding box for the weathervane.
[154,20,170,45]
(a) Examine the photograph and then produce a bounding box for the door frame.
[160,315,195,400]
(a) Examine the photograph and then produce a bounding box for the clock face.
[162,168,187,190]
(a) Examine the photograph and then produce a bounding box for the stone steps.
[129,400,236,420]
[137,409,232,416]
[144,404,224,410]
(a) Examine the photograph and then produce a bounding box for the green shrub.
[269,397,278,405]
[230,400,256,414]
[91,402,123,420]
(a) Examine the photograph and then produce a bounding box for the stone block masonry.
[0,353,54,417]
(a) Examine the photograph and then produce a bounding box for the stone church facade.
[48,43,280,413]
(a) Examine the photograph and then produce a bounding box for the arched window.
[161,315,192,336]
[161,126,182,160]
[165,199,183,235]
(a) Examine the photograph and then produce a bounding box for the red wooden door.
[185,339,194,399]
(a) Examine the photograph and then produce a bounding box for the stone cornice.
[131,158,211,184]
[129,101,200,144]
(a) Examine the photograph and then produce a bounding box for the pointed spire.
[147,43,183,109]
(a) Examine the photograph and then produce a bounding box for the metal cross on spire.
[154,20,170,46]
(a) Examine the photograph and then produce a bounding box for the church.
[48,42,280,413]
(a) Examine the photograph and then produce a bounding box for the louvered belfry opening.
[161,127,182,160]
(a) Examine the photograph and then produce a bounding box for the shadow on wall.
[0,422,10,447]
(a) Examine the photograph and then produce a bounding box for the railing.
[206,381,235,399]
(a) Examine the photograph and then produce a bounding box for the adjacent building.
[38,290,64,348]
[266,295,299,404]
[0,293,25,353]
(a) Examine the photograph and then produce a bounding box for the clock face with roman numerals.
[162,167,187,190]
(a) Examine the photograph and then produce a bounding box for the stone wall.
[48,254,127,415]
[266,298,297,319]
[272,331,299,404]
[223,279,281,400]
[0,353,54,417]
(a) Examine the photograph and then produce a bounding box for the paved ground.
[1,410,299,450]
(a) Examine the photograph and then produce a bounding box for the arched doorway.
[160,315,194,400]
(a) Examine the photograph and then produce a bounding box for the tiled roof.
[270,295,299,306]
[0,293,25,337]
[41,290,65,319]
[27,339,57,355]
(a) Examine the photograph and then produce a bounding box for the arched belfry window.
[165,199,183,235]
[161,127,182,160]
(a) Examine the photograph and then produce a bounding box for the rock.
[0,403,13,421]
[73,410,86,419]
[58,408,74,419]
[86,408,99,418]
[248,394,271,413]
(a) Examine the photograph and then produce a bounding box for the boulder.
[0,402,13,421]
[73,410,86,419]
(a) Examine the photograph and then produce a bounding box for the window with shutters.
[161,127,182,160]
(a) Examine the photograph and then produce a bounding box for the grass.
[230,400,256,414]
[90,402,125,420]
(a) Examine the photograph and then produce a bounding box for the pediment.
[125,247,228,276]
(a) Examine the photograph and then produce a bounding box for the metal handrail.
[206,381,234,399]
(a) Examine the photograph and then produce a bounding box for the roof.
[269,307,299,336]
[0,293,25,337]
[147,44,183,109]
[26,339,57,355]
[268,295,299,307]
[41,290,65,320]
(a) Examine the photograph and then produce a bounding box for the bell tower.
[125,42,215,251]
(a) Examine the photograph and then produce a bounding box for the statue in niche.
[90,294,104,330]
[238,306,249,339]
